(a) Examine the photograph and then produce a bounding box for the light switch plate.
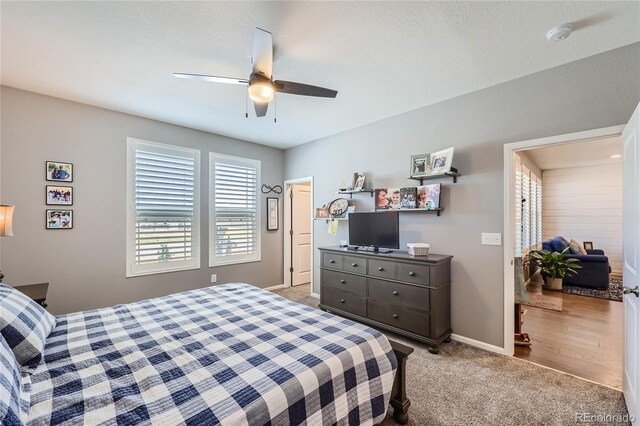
[481,232,502,246]
[211,274,217,283]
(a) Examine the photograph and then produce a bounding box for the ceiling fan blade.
[252,28,273,79]
[273,80,338,98]
[174,73,248,85]
[254,101,268,117]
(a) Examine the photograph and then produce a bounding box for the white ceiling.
[1,2,639,149]
[525,136,622,170]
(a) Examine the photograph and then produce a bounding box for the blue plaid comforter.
[25,284,397,425]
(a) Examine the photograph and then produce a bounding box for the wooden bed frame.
[387,339,414,425]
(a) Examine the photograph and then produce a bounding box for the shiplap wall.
[542,163,622,274]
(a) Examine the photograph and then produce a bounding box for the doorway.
[283,177,314,293]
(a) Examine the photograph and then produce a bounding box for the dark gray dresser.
[318,246,452,354]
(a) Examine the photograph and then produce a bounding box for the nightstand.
[14,283,49,309]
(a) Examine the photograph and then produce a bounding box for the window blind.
[126,138,200,276]
[210,154,261,266]
[514,153,543,256]
[515,155,523,257]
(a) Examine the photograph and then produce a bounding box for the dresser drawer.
[323,270,366,296]
[367,278,429,311]
[324,287,367,317]
[367,299,430,337]
[368,259,396,280]
[323,253,344,269]
[396,263,430,286]
[343,255,366,274]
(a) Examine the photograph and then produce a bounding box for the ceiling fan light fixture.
[248,83,275,103]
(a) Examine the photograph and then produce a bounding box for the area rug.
[562,278,623,302]
[523,293,563,312]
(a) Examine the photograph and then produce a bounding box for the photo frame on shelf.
[46,161,73,182]
[46,185,73,206]
[353,174,366,191]
[410,154,431,178]
[315,207,330,219]
[430,147,455,175]
[267,197,279,231]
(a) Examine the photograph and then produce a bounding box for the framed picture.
[267,197,279,231]
[417,183,441,209]
[46,210,73,229]
[354,174,366,191]
[46,185,73,206]
[316,207,330,219]
[430,147,455,175]
[410,154,431,178]
[583,241,593,250]
[400,187,417,209]
[46,161,73,182]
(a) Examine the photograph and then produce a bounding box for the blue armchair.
[541,237,610,289]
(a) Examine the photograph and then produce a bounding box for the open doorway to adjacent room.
[504,128,625,390]
[283,177,314,295]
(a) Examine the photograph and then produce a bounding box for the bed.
[2,283,411,425]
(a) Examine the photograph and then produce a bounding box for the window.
[209,153,261,266]
[126,138,200,277]
[514,153,543,257]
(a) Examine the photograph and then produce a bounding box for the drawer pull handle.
[392,291,399,296]
[352,263,358,267]
[340,279,346,284]
[409,271,416,277]
[393,314,398,319]
[340,299,345,303]
[378,267,384,271]
[329,260,336,264]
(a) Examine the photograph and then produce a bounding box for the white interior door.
[292,184,311,286]
[623,102,640,421]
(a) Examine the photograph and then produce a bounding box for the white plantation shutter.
[126,138,200,277]
[515,154,523,257]
[536,176,543,247]
[514,153,543,256]
[522,165,531,254]
[210,153,261,266]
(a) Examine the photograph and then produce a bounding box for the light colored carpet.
[272,284,631,426]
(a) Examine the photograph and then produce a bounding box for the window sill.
[209,257,261,268]
[126,263,200,278]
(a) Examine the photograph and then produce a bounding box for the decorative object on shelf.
[46,161,73,182]
[338,179,351,191]
[328,218,339,235]
[525,248,582,290]
[328,198,349,217]
[400,187,417,209]
[266,197,279,231]
[417,183,441,209]
[407,243,430,257]
[353,174,366,191]
[375,188,391,210]
[261,184,282,194]
[0,205,15,282]
[46,209,73,229]
[315,207,330,219]
[583,241,593,250]
[46,185,73,206]
[410,154,431,178]
[429,147,455,175]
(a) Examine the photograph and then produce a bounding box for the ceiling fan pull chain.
[274,93,277,123]
[245,90,248,118]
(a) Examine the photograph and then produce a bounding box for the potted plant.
[525,248,582,290]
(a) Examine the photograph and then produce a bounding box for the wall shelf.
[375,208,444,216]
[407,169,461,185]
[336,189,375,199]
[314,217,348,223]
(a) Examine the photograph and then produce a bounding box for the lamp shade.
[0,205,15,237]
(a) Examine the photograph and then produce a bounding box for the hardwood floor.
[514,285,623,389]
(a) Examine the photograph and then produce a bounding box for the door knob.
[624,286,640,297]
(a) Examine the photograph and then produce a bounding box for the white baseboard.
[263,283,288,291]
[450,333,506,355]
[310,292,320,298]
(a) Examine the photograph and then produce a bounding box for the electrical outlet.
[211,274,217,283]
[481,233,502,246]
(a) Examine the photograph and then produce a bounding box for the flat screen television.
[348,211,400,252]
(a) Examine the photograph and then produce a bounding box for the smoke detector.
[546,24,573,42]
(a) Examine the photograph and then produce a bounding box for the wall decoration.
[267,197,279,231]
[417,183,441,209]
[315,207,330,219]
[328,198,349,217]
[46,161,73,182]
[375,188,402,210]
[410,154,431,178]
[46,210,73,229]
[429,147,455,175]
[353,174,366,191]
[46,185,73,206]
[400,187,417,209]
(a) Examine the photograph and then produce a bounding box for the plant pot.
[545,277,563,291]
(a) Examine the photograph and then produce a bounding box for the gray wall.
[0,86,284,314]
[284,43,640,348]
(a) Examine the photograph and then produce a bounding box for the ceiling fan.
[174,28,338,118]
